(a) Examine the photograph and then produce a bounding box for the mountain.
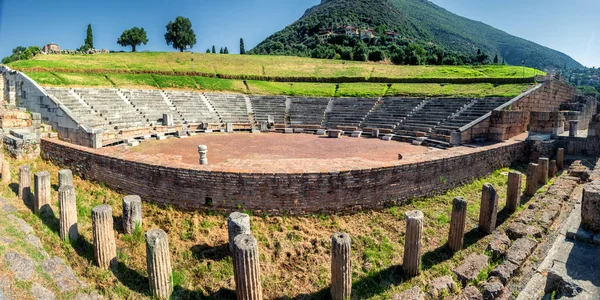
[250,0,583,70]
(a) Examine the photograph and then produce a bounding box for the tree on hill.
[493,54,499,64]
[85,24,94,49]
[206,49,211,53]
[240,38,246,54]
[164,16,197,52]
[212,45,216,53]
[224,47,229,54]
[219,47,224,54]
[117,27,149,52]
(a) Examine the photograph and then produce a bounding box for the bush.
[391,52,405,65]
[368,50,385,62]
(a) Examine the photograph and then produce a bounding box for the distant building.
[385,31,400,38]
[360,29,377,40]
[345,26,358,37]
[42,43,60,53]
[317,31,333,41]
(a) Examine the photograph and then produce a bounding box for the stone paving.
[0,198,101,299]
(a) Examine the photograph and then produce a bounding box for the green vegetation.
[117,27,149,52]
[79,24,94,52]
[164,16,197,52]
[1,46,41,64]
[251,0,582,70]
[25,71,533,98]
[9,52,541,79]
[0,153,552,299]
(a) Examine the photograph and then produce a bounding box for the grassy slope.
[9,53,542,79]
[0,155,558,299]
[26,71,534,98]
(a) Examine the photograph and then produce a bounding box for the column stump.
[18,165,31,203]
[232,234,262,300]
[331,232,351,300]
[479,183,498,234]
[448,197,467,252]
[557,148,565,170]
[33,171,51,214]
[59,185,78,241]
[506,171,522,212]
[122,195,142,234]
[228,212,251,252]
[538,158,549,185]
[146,228,173,299]
[525,163,539,197]
[403,210,423,276]
[92,204,117,269]
[1,160,10,184]
[58,169,73,188]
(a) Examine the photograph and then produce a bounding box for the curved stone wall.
[41,138,526,215]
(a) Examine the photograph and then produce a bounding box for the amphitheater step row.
[43,87,511,141]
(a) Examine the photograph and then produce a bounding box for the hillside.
[251,0,583,70]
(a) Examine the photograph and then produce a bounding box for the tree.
[368,49,385,62]
[117,27,149,52]
[212,45,216,53]
[219,47,223,54]
[493,54,499,64]
[240,38,246,54]
[206,49,211,53]
[85,24,94,49]
[224,47,229,54]
[164,16,197,52]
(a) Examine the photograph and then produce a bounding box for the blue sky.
[0,0,598,67]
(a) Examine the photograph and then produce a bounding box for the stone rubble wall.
[0,66,101,148]
[41,138,526,215]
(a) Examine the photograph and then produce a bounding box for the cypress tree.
[219,47,223,54]
[493,54,499,64]
[224,47,229,54]
[206,49,211,53]
[240,38,245,54]
[212,45,216,53]
[85,24,94,49]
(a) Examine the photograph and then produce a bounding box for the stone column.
[18,165,31,203]
[58,169,73,188]
[538,158,549,185]
[146,229,172,299]
[122,195,142,234]
[525,163,539,197]
[2,160,10,183]
[506,171,522,212]
[448,197,467,252]
[478,183,498,234]
[92,204,117,269]
[569,120,579,137]
[232,234,262,300]
[228,212,251,252]
[198,145,208,165]
[450,131,462,146]
[162,113,174,127]
[403,210,423,276]
[549,160,557,178]
[371,129,380,138]
[59,185,78,241]
[33,171,51,214]
[557,148,565,170]
[330,232,351,300]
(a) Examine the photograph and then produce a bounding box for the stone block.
[391,287,424,300]
[328,130,342,138]
[382,134,394,141]
[489,261,519,285]
[505,222,543,240]
[581,182,600,233]
[427,276,455,298]
[293,128,304,134]
[371,129,380,138]
[351,131,362,138]
[453,254,489,285]
[316,129,327,136]
[284,128,294,134]
[486,231,511,258]
[506,237,537,266]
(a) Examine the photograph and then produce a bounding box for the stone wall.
[0,66,102,148]
[528,112,564,134]
[488,111,529,141]
[41,138,526,215]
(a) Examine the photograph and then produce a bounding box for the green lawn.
[10,52,542,79]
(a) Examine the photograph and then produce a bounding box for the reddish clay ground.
[132,132,432,165]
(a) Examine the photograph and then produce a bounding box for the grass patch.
[386,83,534,98]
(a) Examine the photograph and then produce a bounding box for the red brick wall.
[41,139,526,215]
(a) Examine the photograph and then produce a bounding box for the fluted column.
[525,163,539,197]
[448,197,467,252]
[146,229,172,299]
[232,234,262,300]
[330,232,351,300]
[557,148,565,170]
[506,171,522,212]
[403,210,423,276]
[33,171,51,214]
[18,165,31,203]
[59,185,78,241]
[92,204,117,269]
[58,169,73,188]
[478,183,498,234]
[1,160,10,183]
[122,195,142,234]
[228,212,251,252]
[538,158,549,185]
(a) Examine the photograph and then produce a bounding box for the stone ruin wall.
[0,66,102,148]
[41,138,526,215]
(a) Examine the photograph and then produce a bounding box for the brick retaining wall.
[41,138,526,215]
